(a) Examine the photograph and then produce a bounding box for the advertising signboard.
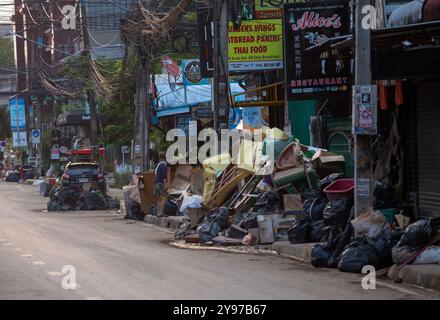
[284,1,351,99]
[254,0,305,19]
[197,7,283,75]
[182,59,209,86]
[9,97,26,130]
[242,107,270,129]
[51,144,60,160]
[12,131,28,147]
[228,19,284,72]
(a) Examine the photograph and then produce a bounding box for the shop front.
[373,21,440,219]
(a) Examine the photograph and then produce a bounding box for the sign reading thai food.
[228,19,283,72]
[284,1,351,99]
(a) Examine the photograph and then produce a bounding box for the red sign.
[161,56,181,77]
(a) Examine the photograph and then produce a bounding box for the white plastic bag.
[413,246,440,265]
[351,210,391,240]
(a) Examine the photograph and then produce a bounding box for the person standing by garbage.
[154,151,169,216]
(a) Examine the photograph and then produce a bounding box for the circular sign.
[184,61,202,84]
[32,129,40,138]
[60,145,68,154]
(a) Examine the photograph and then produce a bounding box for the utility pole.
[79,0,99,147]
[131,0,151,174]
[132,54,149,174]
[353,0,373,215]
[212,0,229,131]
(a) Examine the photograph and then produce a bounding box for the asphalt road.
[0,181,439,300]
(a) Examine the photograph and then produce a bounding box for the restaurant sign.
[284,1,351,99]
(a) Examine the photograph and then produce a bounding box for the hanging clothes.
[379,80,389,110]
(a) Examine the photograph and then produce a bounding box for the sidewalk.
[142,215,440,292]
[388,263,440,291]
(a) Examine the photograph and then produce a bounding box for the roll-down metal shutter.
[416,81,440,217]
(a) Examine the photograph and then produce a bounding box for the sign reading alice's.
[284,1,351,99]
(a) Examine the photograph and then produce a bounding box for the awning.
[157,106,190,118]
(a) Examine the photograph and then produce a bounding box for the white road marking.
[32,261,46,265]
[0,239,5,242]
[4,243,13,246]
[376,280,420,296]
[85,297,103,300]
[47,271,63,276]
[14,248,22,251]
[21,254,33,258]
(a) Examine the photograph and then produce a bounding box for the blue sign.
[32,129,40,138]
[9,97,26,130]
[182,59,209,86]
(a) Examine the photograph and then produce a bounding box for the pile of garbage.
[47,186,119,211]
[172,127,351,247]
[138,126,440,272]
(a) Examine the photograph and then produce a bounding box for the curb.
[144,214,185,230]
[388,263,440,291]
[270,241,315,262]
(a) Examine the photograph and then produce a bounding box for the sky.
[0,0,14,24]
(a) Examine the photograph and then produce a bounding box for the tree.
[0,37,14,68]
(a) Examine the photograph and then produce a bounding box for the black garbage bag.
[149,204,158,216]
[375,230,403,267]
[175,221,193,240]
[43,183,52,197]
[303,197,328,221]
[310,220,325,242]
[320,225,343,250]
[301,187,322,203]
[288,218,311,244]
[124,198,144,220]
[323,198,352,226]
[391,219,433,264]
[338,238,380,273]
[252,191,281,213]
[82,191,107,210]
[241,213,259,229]
[325,207,355,268]
[47,199,61,211]
[311,244,333,268]
[207,207,229,228]
[397,219,433,247]
[164,199,178,216]
[58,187,80,204]
[47,187,81,211]
[5,172,20,182]
[251,191,282,213]
[199,221,221,243]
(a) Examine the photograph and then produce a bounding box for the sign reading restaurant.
[284,1,351,99]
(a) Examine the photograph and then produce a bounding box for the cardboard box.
[283,194,303,211]
[312,150,345,176]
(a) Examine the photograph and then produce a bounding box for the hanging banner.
[284,1,351,99]
[9,97,26,130]
[228,19,284,72]
[254,0,305,19]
